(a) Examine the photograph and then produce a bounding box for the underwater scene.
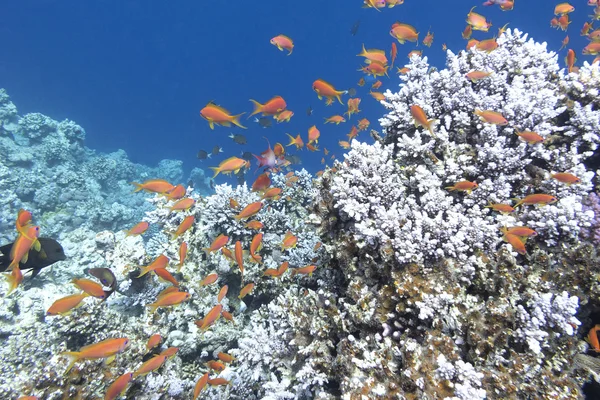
[1,0,600,399]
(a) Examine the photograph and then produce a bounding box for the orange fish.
[261,187,282,200]
[357,118,370,131]
[484,202,515,214]
[583,42,600,55]
[466,39,479,50]
[325,115,346,125]
[557,14,570,31]
[422,29,434,47]
[264,261,289,278]
[159,347,179,359]
[339,140,351,149]
[172,215,195,239]
[357,77,365,86]
[218,352,236,363]
[445,180,478,194]
[515,130,544,145]
[357,45,388,65]
[442,43,447,51]
[476,38,498,52]
[462,25,472,39]
[513,194,558,207]
[312,79,347,106]
[239,283,255,299]
[133,355,168,378]
[206,360,226,372]
[158,286,179,298]
[72,278,106,299]
[178,241,188,271]
[250,233,263,263]
[217,285,229,302]
[61,337,129,373]
[245,220,264,230]
[235,201,263,220]
[154,268,179,286]
[46,292,89,315]
[410,105,437,138]
[165,184,186,200]
[230,198,239,208]
[200,103,246,130]
[8,225,41,271]
[208,378,231,387]
[275,110,294,123]
[347,126,359,140]
[221,247,234,262]
[497,23,510,37]
[551,172,580,185]
[500,226,537,238]
[210,156,249,178]
[16,209,32,235]
[371,81,382,90]
[370,91,385,101]
[196,304,223,331]
[221,310,234,322]
[193,372,210,399]
[270,34,294,55]
[565,49,576,72]
[390,22,419,44]
[407,50,422,58]
[359,61,389,77]
[465,71,492,81]
[286,133,304,150]
[308,125,320,143]
[474,109,508,125]
[345,98,362,119]
[281,231,297,250]
[126,221,149,236]
[249,96,287,117]
[581,22,594,36]
[587,325,600,352]
[169,198,195,212]
[555,2,575,15]
[200,273,219,286]
[466,7,492,31]
[252,173,271,192]
[390,42,398,67]
[503,233,526,254]
[291,265,316,277]
[104,372,134,400]
[5,265,23,296]
[138,254,170,278]
[147,291,190,314]
[560,35,569,50]
[131,179,175,194]
[274,142,285,158]
[235,240,244,278]
[204,234,229,254]
[146,334,162,352]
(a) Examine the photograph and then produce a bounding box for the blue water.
[0,0,593,182]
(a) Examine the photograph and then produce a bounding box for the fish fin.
[33,239,41,252]
[137,266,151,278]
[232,113,247,129]
[209,121,214,130]
[209,167,221,179]
[248,100,263,118]
[131,182,143,192]
[61,351,81,374]
[105,355,116,365]
[21,251,29,264]
[30,268,41,280]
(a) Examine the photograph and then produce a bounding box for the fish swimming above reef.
[255,117,272,129]
[0,237,66,279]
[229,133,247,145]
[197,150,210,160]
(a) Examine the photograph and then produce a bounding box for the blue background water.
[0,0,593,183]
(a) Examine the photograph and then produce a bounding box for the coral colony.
[1,29,600,400]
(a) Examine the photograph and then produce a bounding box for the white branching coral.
[331,29,597,275]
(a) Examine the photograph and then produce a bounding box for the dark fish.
[210,180,215,190]
[241,151,254,162]
[0,237,66,279]
[348,88,357,97]
[285,155,302,165]
[212,146,223,156]
[229,133,247,145]
[350,20,360,36]
[235,169,245,186]
[87,267,117,300]
[255,117,272,129]
[197,150,209,160]
[187,180,194,188]
[306,106,313,116]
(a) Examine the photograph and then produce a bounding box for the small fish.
[197,150,210,160]
[466,7,492,31]
[218,352,236,363]
[87,267,116,292]
[474,109,508,125]
[500,226,537,238]
[146,334,162,352]
[245,220,264,230]
[6,225,41,271]
[555,2,575,15]
[410,105,437,138]
[325,115,346,124]
[169,198,195,212]
[312,79,347,106]
[291,265,316,277]
[229,133,247,145]
[212,146,223,156]
[390,22,419,44]
[126,221,149,236]
[465,71,492,81]
[235,201,263,220]
[281,231,298,250]
[249,96,287,117]
[390,42,398,67]
[166,185,186,201]
[195,304,223,331]
[203,234,229,254]
[235,240,244,278]
[104,372,134,400]
[560,35,569,50]
[252,173,271,192]
[445,180,478,194]
[200,103,246,130]
[154,268,179,287]
[137,254,170,278]
[264,261,289,278]
[200,273,218,286]
[160,347,179,359]
[131,179,175,194]
[503,233,526,254]
[565,49,576,73]
[422,29,434,47]
[147,291,190,314]
[261,187,282,200]
[133,355,168,377]
[512,194,557,207]
[194,373,210,399]
[476,38,497,52]
[61,337,129,373]
[274,110,294,123]
[286,133,304,150]
[515,129,544,145]
[178,242,188,271]
[208,378,231,387]
[210,157,250,179]
[484,202,515,214]
[241,151,253,162]
[72,278,106,299]
[250,233,263,263]
[551,172,581,185]
[47,292,90,316]
[206,360,226,372]
[350,20,360,36]
[270,35,294,55]
[217,285,229,302]
[462,25,473,39]
[239,283,255,299]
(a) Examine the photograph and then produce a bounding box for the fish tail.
[137,266,151,278]
[209,167,221,179]
[131,182,143,192]
[248,100,264,118]
[61,351,81,374]
[231,113,247,129]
